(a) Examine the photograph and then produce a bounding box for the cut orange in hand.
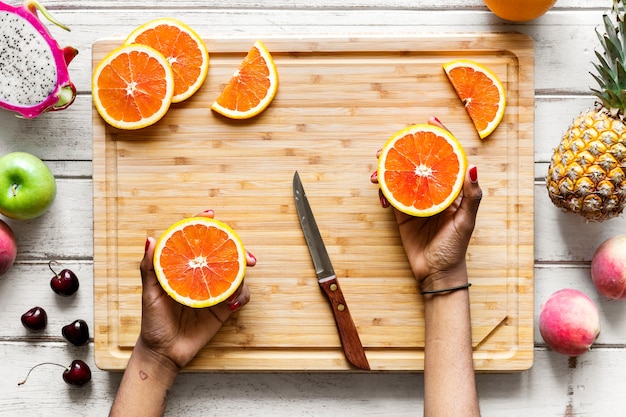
[92,44,175,130]
[211,40,278,119]
[443,59,506,139]
[124,18,209,103]
[377,124,468,217]
[153,217,247,308]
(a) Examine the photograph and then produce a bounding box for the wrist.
[419,263,468,294]
[109,338,181,416]
[131,339,181,387]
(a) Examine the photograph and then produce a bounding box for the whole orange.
[483,0,556,22]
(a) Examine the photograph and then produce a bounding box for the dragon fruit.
[0,0,77,118]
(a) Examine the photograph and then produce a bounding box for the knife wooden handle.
[318,276,370,370]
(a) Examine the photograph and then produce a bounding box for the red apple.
[0,219,17,276]
[539,289,600,357]
[591,234,626,299]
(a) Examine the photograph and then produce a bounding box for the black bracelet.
[420,283,472,295]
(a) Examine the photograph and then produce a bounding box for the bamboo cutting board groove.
[93,34,534,371]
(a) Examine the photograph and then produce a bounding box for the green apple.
[0,152,56,220]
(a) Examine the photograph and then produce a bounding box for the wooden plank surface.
[7,2,626,416]
[93,33,534,371]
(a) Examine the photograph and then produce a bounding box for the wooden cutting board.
[93,33,534,371]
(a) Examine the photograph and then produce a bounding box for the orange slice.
[377,124,468,217]
[124,18,209,103]
[211,40,278,119]
[92,44,175,130]
[443,59,506,139]
[153,217,247,308]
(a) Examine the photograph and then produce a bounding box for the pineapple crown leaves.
[590,0,626,111]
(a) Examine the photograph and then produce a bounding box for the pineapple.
[547,0,626,221]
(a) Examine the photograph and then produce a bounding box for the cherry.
[63,360,91,386]
[62,319,90,346]
[49,260,79,296]
[18,360,91,387]
[21,306,47,331]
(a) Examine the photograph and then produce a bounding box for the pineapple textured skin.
[547,109,626,222]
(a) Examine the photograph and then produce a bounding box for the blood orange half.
[377,124,468,217]
[153,217,246,308]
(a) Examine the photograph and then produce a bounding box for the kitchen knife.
[293,171,370,370]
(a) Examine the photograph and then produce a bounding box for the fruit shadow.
[594,295,626,342]
[545,210,609,264]
[52,291,82,311]
[542,186,626,262]
[67,378,94,400]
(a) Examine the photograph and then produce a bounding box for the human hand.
[137,209,255,370]
[371,117,482,292]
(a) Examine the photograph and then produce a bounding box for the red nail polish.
[144,238,150,253]
[432,116,442,125]
[227,292,238,303]
[229,301,241,311]
[379,189,390,208]
[469,166,478,183]
[370,171,378,182]
[248,252,257,263]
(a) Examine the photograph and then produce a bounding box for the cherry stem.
[48,260,60,277]
[18,362,66,386]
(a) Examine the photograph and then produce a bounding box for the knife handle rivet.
[337,304,345,311]
[330,284,338,291]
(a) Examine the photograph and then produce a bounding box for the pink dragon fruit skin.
[0,0,77,118]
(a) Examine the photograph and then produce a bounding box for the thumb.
[458,165,482,227]
[140,237,160,293]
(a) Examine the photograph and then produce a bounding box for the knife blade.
[293,171,370,370]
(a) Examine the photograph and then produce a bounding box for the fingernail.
[379,189,390,208]
[247,252,257,263]
[370,171,378,182]
[203,209,214,214]
[432,116,442,125]
[469,166,478,183]
[227,292,238,303]
[145,238,151,253]
[229,301,241,311]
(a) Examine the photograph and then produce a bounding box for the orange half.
[378,124,468,217]
[153,217,246,308]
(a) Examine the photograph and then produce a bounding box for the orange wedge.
[92,44,175,130]
[153,217,246,308]
[211,40,278,119]
[443,59,506,139]
[378,124,468,217]
[125,18,209,103]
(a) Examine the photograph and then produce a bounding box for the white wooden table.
[2,1,625,415]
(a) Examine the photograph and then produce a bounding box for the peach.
[591,234,626,299]
[539,289,600,356]
[0,219,17,276]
